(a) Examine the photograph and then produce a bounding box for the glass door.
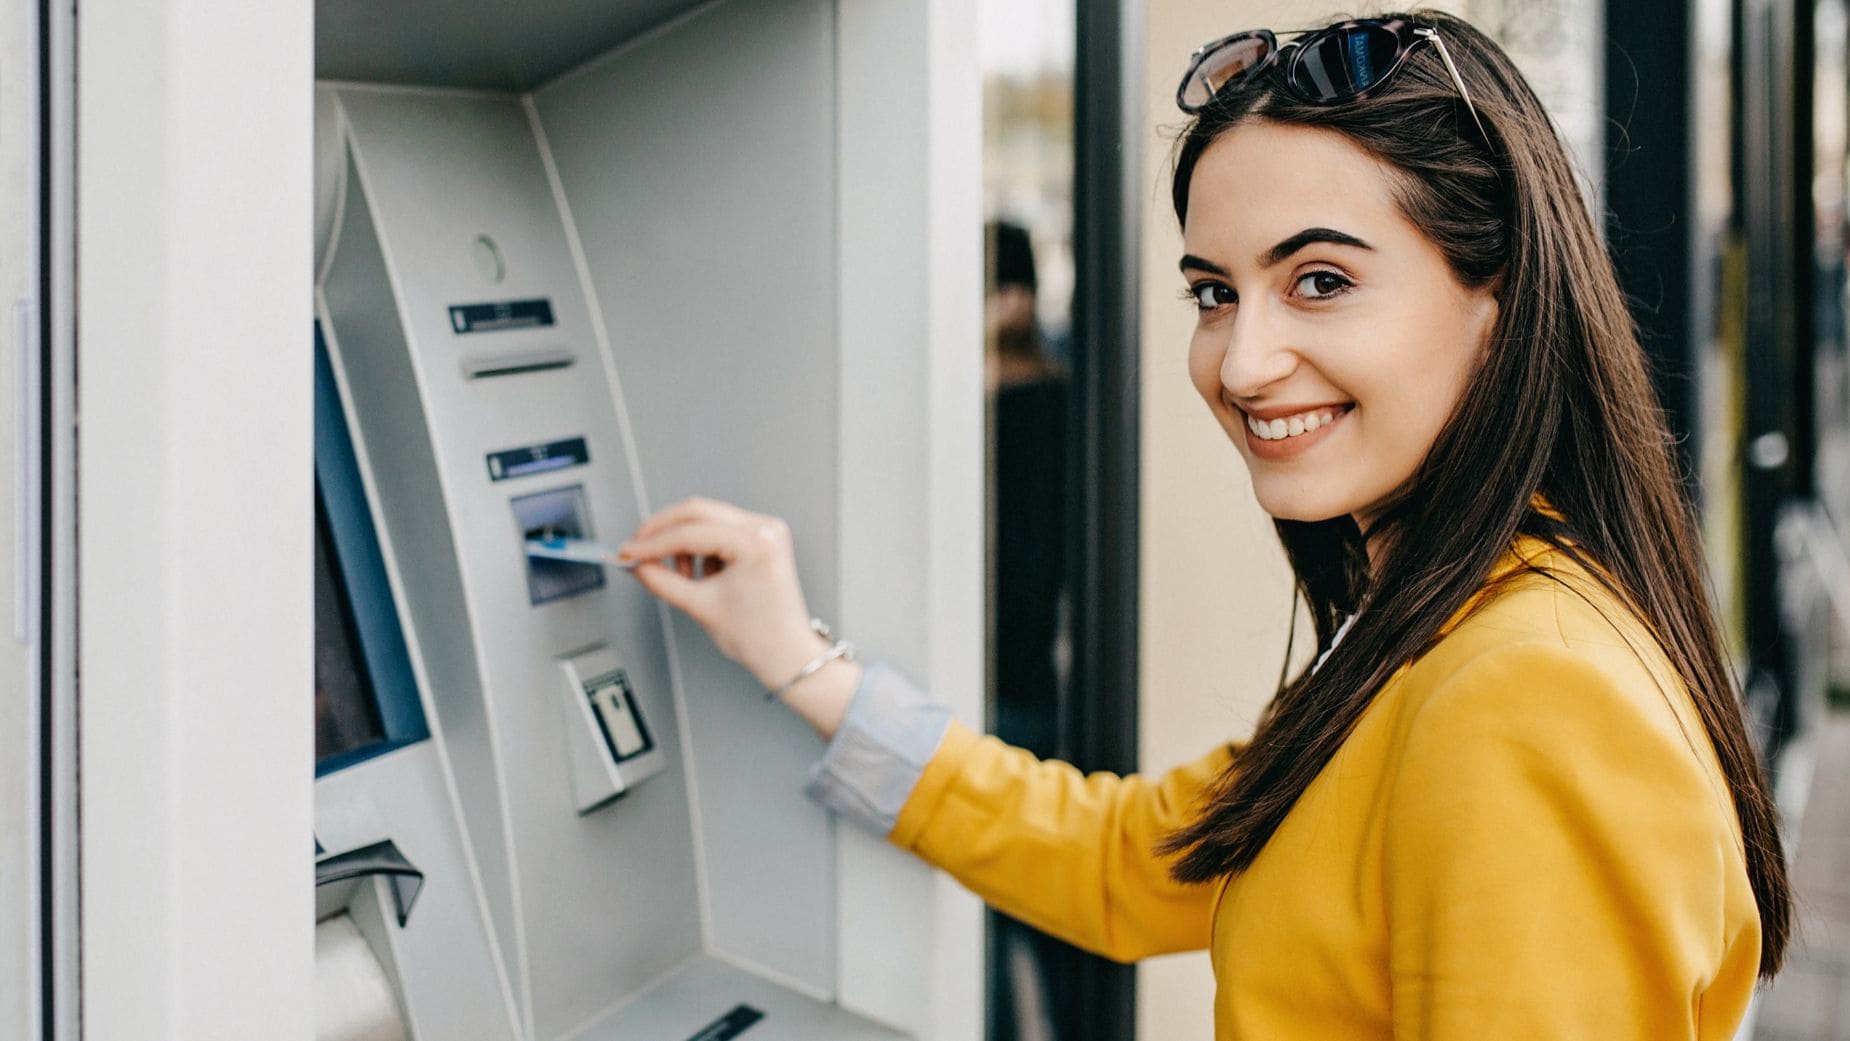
[981,0,1140,1038]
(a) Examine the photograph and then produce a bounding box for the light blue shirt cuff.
[803,661,953,836]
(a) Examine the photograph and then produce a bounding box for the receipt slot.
[558,644,663,812]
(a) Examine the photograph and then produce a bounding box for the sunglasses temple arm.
[1426,31,1491,144]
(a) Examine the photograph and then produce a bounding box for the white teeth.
[1246,407,1342,441]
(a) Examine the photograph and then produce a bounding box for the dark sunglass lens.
[1292,24,1402,101]
[1181,34,1272,110]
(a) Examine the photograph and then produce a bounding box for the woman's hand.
[619,497,859,738]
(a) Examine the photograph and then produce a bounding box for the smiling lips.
[1245,405,1347,441]
[1239,403,1352,459]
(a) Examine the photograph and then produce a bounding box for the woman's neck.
[1354,511,1385,576]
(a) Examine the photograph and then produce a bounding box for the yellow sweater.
[889,542,1761,1038]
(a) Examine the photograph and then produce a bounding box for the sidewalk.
[1753,710,1850,1040]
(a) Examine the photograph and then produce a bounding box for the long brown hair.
[1158,10,1792,977]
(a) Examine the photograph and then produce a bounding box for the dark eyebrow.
[1178,253,1229,276]
[1178,228,1372,278]
[1261,227,1372,267]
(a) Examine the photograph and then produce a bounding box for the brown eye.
[1189,282,1236,310]
[1295,271,1352,299]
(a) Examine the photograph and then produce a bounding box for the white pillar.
[78,1,313,1038]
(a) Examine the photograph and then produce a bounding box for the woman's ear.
[1472,275,1504,352]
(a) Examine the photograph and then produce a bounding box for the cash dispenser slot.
[316,838,425,927]
[313,837,420,1041]
[511,485,606,605]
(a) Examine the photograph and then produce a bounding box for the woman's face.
[1182,120,1498,526]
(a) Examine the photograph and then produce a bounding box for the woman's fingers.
[632,496,756,541]
[624,498,810,686]
[631,497,718,540]
[619,518,751,567]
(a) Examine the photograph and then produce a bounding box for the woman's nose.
[1217,310,1298,398]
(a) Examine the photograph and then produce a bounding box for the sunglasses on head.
[1175,18,1488,142]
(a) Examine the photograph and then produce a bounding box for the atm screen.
[313,325,428,773]
[315,492,387,762]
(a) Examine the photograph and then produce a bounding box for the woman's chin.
[1250,484,1357,525]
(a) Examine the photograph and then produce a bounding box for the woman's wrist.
[775,658,862,741]
[746,618,861,740]
[747,622,833,691]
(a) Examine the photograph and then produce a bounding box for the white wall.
[835,1,987,1034]
[1,0,35,1036]
[77,1,313,1038]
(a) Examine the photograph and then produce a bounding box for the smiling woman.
[619,9,1791,1041]
[1178,122,1499,525]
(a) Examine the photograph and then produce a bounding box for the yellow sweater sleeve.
[1382,642,1761,1039]
[889,721,1235,962]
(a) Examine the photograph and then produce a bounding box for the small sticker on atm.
[448,298,555,334]
[681,1005,764,1041]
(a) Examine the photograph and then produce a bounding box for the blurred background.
[979,1,1850,1038]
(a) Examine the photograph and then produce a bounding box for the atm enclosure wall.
[311,0,985,1039]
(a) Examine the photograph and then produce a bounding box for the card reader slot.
[511,486,606,604]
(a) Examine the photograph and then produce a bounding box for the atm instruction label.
[448,298,554,334]
[486,437,589,481]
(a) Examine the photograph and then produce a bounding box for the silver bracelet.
[767,618,857,702]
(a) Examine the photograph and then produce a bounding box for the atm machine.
[308,1,984,1039]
